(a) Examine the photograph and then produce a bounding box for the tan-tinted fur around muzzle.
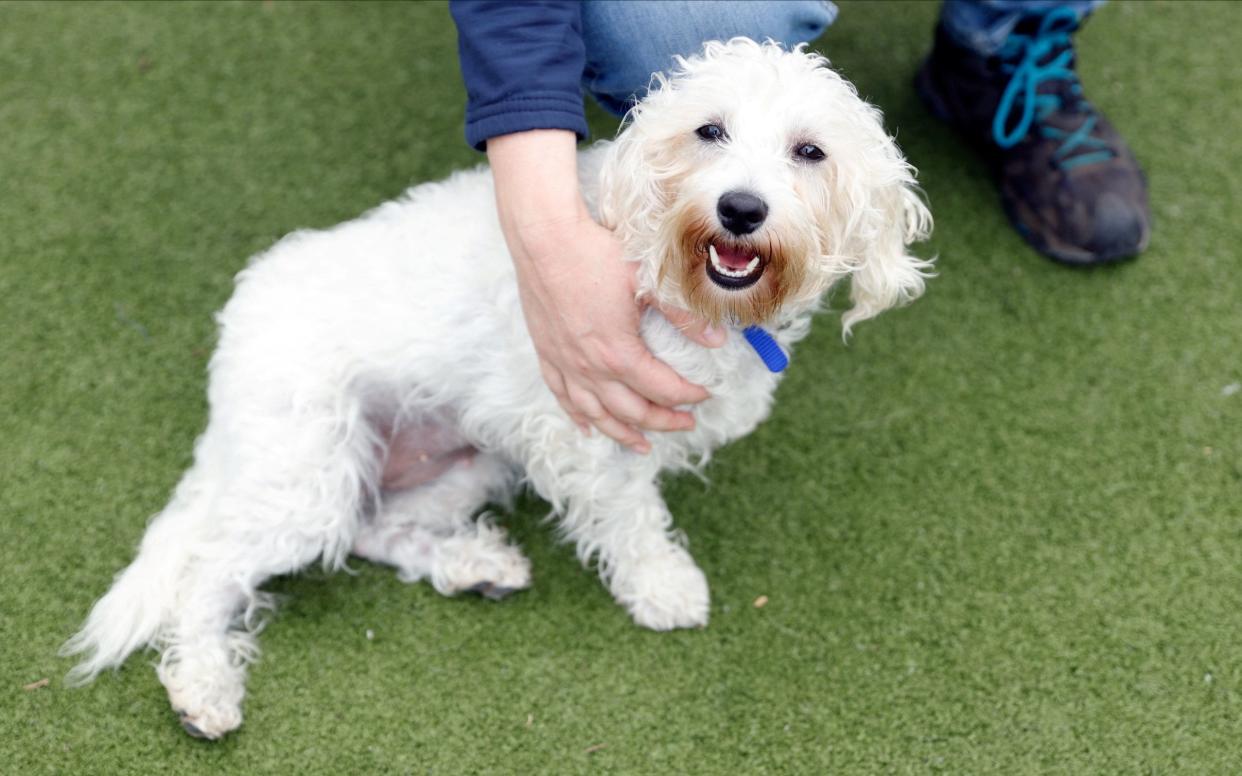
[660,205,813,326]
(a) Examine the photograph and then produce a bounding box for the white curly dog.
[64,39,931,738]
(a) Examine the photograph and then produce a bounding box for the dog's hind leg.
[154,404,379,740]
[353,454,531,599]
[157,475,359,738]
[157,562,255,740]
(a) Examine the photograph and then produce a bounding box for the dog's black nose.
[717,191,768,236]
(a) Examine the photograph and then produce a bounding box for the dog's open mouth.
[706,243,765,289]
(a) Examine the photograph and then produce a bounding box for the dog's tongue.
[712,243,753,270]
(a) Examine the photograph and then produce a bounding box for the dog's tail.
[60,473,204,685]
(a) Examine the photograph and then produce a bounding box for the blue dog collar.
[742,326,788,373]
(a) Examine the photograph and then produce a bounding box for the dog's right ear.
[597,66,683,240]
[597,116,658,240]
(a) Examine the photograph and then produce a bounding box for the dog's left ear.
[840,157,934,337]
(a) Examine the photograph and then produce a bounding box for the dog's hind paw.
[430,529,532,599]
[171,703,241,741]
[163,661,245,741]
[467,580,523,600]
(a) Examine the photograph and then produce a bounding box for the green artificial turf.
[3,1,1240,773]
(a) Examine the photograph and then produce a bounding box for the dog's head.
[599,38,932,333]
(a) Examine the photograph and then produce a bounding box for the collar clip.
[742,326,788,373]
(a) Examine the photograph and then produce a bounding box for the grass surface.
[3,1,1240,773]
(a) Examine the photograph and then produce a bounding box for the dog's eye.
[695,124,727,143]
[795,143,825,162]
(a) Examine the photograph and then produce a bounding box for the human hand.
[488,130,724,452]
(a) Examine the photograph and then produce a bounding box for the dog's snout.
[716,191,767,236]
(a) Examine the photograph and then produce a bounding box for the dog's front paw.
[610,546,710,630]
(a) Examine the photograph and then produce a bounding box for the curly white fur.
[62,39,931,739]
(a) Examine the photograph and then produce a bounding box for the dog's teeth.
[709,245,761,278]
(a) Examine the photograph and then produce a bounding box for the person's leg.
[580,0,838,116]
[917,0,1150,265]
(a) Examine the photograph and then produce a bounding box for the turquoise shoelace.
[991,7,1115,170]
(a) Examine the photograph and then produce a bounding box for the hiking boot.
[915,8,1151,265]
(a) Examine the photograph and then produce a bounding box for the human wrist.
[488,130,588,237]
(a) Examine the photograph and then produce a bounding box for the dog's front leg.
[600,489,710,630]
[531,455,710,630]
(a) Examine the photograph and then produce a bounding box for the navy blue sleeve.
[449,0,588,151]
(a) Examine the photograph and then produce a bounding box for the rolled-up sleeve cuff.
[464,92,589,151]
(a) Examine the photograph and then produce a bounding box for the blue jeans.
[580,0,1104,115]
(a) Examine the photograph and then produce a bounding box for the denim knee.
[581,0,838,115]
